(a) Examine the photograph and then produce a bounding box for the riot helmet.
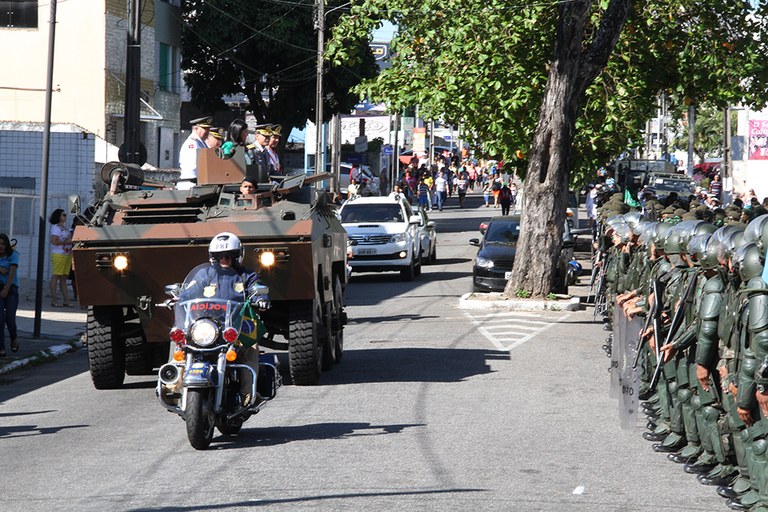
[680,221,717,254]
[652,222,673,251]
[687,234,712,264]
[700,234,721,270]
[734,242,763,281]
[611,223,632,245]
[623,211,646,230]
[208,232,244,264]
[743,214,768,245]
[715,226,746,267]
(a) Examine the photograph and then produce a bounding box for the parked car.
[470,215,576,293]
[413,206,438,263]
[339,195,423,281]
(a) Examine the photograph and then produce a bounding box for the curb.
[0,335,86,376]
[458,292,582,311]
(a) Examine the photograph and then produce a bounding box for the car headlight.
[390,233,408,243]
[189,319,218,347]
[475,256,494,269]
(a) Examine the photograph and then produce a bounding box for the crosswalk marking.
[464,310,571,351]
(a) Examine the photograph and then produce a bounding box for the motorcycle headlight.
[475,256,494,269]
[390,233,408,243]
[189,319,218,347]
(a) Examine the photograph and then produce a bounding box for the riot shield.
[609,302,622,399]
[619,316,643,430]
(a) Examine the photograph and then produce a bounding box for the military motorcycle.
[156,263,281,450]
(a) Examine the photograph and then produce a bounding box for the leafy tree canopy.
[181,0,378,137]
[329,0,768,187]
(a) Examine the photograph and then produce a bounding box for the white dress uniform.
[178,132,208,190]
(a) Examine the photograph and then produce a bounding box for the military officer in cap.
[178,116,212,190]
[246,123,273,184]
[266,125,283,176]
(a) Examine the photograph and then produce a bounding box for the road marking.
[464,310,571,351]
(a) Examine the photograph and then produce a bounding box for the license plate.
[504,271,512,280]
[187,363,209,378]
[357,248,377,255]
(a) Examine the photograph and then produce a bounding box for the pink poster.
[749,120,768,160]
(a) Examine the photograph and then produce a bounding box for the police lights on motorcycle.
[113,254,129,271]
[169,327,186,344]
[190,319,217,346]
[222,327,238,343]
[259,251,276,267]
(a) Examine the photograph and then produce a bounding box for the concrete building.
[0,0,182,289]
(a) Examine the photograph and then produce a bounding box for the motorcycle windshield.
[174,263,247,332]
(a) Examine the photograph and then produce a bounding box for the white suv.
[339,195,422,280]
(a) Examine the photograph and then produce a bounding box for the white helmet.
[208,232,243,263]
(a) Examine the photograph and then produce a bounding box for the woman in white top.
[49,209,73,307]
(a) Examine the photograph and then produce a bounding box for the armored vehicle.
[71,150,348,389]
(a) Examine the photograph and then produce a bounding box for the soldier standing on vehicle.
[246,124,272,184]
[178,116,212,190]
[266,125,283,176]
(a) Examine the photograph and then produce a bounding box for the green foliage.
[180,0,378,136]
[546,293,557,300]
[329,0,768,186]
[515,289,532,299]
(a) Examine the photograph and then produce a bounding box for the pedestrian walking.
[499,185,513,215]
[434,171,448,211]
[0,234,19,356]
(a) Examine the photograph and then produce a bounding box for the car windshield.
[485,221,520,243]
[655,179,693,194]
[341,204,404,223]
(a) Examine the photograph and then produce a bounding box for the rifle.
[632,278,664,369]
[663,269,698,347]
[589,250,603,293]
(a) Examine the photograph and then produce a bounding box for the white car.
[413,206,438,263]
[339,195,422,281]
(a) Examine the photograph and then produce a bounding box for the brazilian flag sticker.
[238,303,266,348]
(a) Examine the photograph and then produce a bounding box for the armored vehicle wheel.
[400,257,415,281]
[331,276,344,363]
[186,388,215,449]
[123,313,159,375]
[87,306,126,389]
[289,300,322,385]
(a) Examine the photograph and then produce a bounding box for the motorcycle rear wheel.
[186,389,215,449]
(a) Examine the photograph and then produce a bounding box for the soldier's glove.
[252,295,271,311]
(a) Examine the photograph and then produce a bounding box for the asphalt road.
[0,193,725,511]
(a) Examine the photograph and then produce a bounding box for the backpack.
[492,181,501,191]
[499,187,512,201]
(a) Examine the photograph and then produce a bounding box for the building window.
[158,42,179,93]
[1,1,38,29]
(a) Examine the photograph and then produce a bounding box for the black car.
[470,215,575,293]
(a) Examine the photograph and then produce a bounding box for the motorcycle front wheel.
[186,389,215,450]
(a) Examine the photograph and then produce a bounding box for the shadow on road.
[216,421,424,449]
[127,487,486,511]
[315,347,507,386]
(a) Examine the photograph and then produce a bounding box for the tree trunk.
[505,0,630,298]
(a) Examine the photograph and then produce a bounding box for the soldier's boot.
[666,379,686,438]
[745,425,768,510]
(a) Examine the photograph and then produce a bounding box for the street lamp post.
[314,0,325,175]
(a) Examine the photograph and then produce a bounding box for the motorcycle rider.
[181,232,267,306]
[180,232,269,406]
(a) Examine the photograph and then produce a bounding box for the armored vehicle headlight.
[259,251,276,267]
[190,319,218,347]
[113,254,129,271]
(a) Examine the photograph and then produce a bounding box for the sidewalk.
[0,294,87,375]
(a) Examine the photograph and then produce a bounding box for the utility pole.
[34,0,58,338]
[314,0,325,175]
[723,107,732,205]
[120,0,144,165]
[687,103,695,177]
